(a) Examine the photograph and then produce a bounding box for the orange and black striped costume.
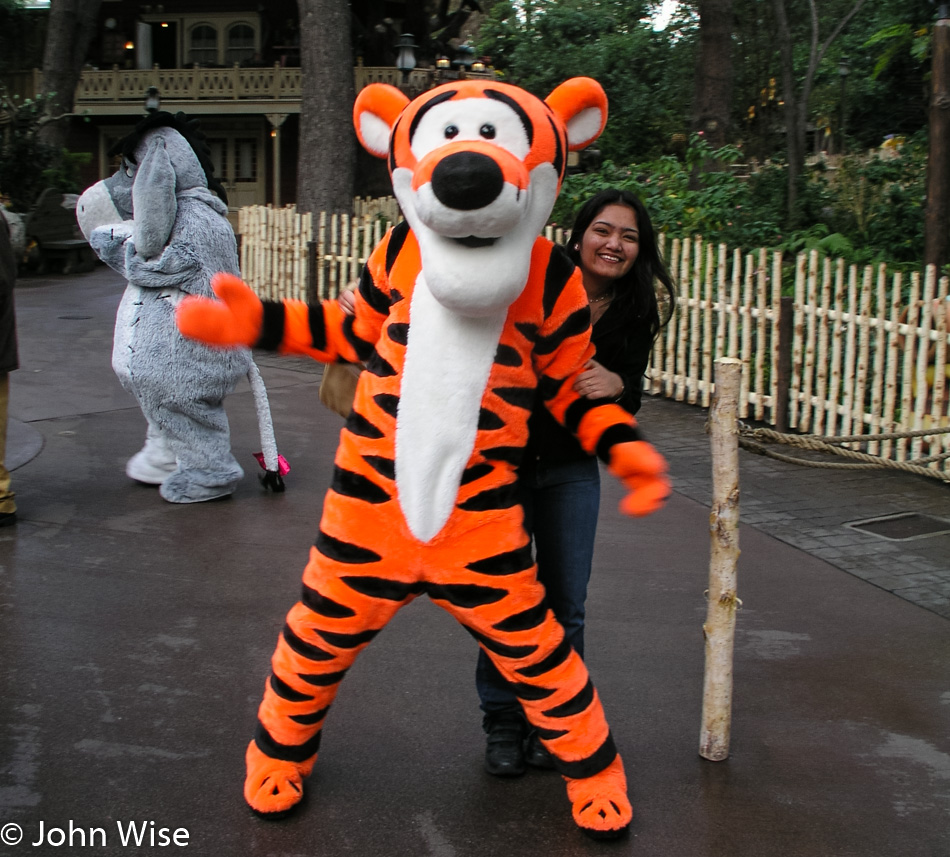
[177,78,669,839]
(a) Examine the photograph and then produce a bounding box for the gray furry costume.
[76,112,284,503]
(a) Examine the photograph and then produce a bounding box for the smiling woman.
[476,187,677,777]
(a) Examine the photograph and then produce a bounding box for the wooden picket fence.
[238,204,950,478]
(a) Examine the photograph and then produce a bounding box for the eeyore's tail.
[247,360,288,492]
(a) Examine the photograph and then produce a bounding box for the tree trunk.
[925,11,950,271]
[692,0,734,151]
[772,0,867,227]
[37,0,103,152]
[297,0,356,216]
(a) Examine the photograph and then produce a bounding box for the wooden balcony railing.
[5,65,495,109]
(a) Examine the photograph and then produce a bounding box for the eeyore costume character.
[77,111,286,503]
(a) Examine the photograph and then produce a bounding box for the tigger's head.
[354,78,607,317]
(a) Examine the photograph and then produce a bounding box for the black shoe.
[483,712,526,777]
[525,729,556,770]
[0,511,16,528]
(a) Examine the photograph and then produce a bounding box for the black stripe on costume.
[290,706,330,726]
[365,352,398,378]
[373,393,400,418]
[546,114,566,182]
[255,722,322,763]
[342,315,375,364]
[536,374,562,403]
[514,321,539,343]
[543,244,575,318]
[477,408,505,430]
[481,445,525,466]
[485,88,534,147]
[306,303,327,351]
[256,301,285,351]
[427,582,508,608]
[467,627,538,659]
[301,584,357,618]
[562,396,600,435]
[509,682,556,701]
[458,482,519,512]
[270,674,314,702]
[534,307,590,356]
[340,575,423,602]
[493,386,535,410]
[387,322,409,346]
[494,343,523,367]
[315,627,381,648]
[553,734,618,780]
[282,624,335,661]
[461,463,493,485]
[533,725,569,740]
[331,466,391,504]
[363,455,395,480]
[543,678,595,718]
[466,543,533,575]
[408,90,458,144]
[345,411,386,439]
[595,425,643,462]
[516,636,572,678]
[384,220,411,277]
[493,601,548,632]
[315,531,382,564]
[300,669,348,687]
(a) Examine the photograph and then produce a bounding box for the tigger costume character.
[176,77,670,839]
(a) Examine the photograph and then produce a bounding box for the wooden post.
[775,296,794,432]
[700,357,742,762]
[925,5,950,270]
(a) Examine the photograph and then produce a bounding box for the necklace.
[589,290,613,304]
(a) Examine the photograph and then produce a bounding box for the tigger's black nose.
[430,152,504,211]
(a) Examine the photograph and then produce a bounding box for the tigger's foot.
[244,741,315,819]
[564,755,632,840]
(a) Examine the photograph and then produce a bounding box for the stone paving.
[636,395,950,620]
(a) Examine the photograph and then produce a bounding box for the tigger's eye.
[444,125,459,139]
[480,124,496,139]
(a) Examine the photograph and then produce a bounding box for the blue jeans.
[476,455,601,715]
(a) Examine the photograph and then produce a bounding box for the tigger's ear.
[353,84,410,158]
[545,77,608,151]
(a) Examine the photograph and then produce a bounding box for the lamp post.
[395,33,417,89]
[838,57,850,154]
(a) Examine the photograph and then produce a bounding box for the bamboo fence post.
[739,252,753,417]
[753,248,767,421]
[700,356,742,763]
[853,265,874,442]
[912,268,936,457]
[688,237,703,405]
[789,252,807,430]
[841,264,859,437]
[898,273,922,459]
[869,264,888,455]
[827,258,847,436]
[881,271,903,459]
[799,250,819,433]
[768,250,783,424]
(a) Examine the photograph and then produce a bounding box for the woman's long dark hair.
[565,188,675,341]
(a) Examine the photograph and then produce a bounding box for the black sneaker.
[525,729,556,770]
[483,711,527,777]
[0,511,17,528]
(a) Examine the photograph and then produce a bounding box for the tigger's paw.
[244,741,314,818]
[564,756,632,840]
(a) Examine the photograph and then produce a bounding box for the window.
[226,23,256,65]
[207,140,226,181]
[235,139,257,182]
[189,24,217,66]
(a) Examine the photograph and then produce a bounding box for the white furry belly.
[395,275,506,542]
[112,284,184,377]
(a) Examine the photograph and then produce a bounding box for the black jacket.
[526,298,653,465]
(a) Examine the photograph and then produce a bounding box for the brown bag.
[318,362,362,418]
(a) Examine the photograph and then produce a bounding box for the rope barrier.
[734,422,950,483]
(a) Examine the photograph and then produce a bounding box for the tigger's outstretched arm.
[177,228,401,362]
[533,263,670,517]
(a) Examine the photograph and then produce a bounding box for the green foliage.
[41,149,92,195]
[552,131,927,272]
[0,88,59,211]
[477,0,693,162]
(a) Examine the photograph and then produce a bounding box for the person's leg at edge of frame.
[0,373,16,526]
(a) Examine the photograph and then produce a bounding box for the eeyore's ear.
[132,136,176,259]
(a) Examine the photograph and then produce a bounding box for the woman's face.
[578,203,639,286]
